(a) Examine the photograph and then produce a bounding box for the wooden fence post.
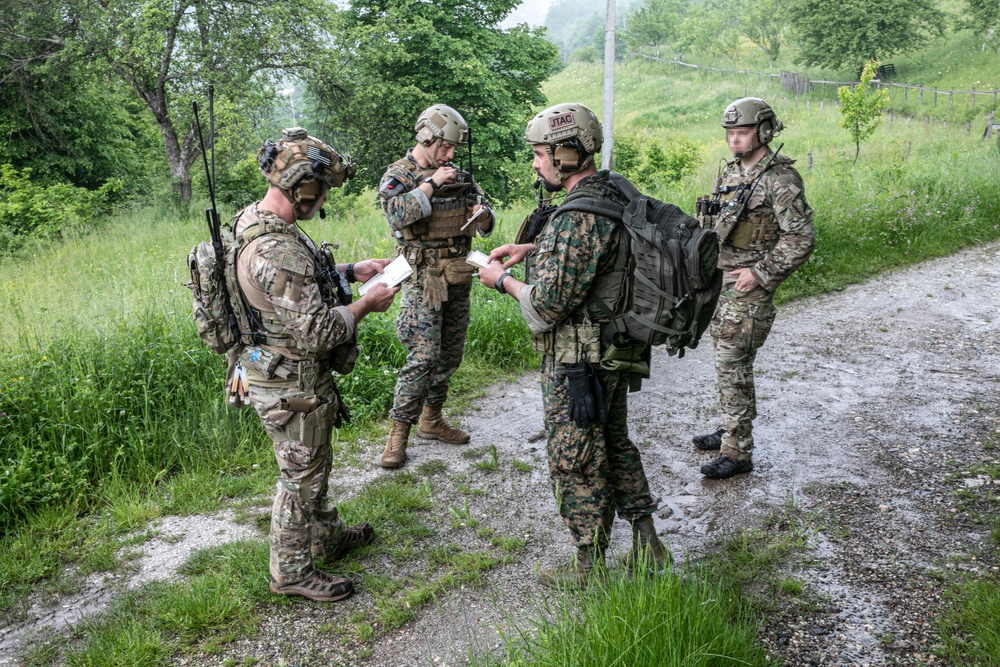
[889,110,893,127]
[919,86,923,103]
[820,100,824,112]
[807,99,810,111]
[994,88,998,108]
[808,152,813,172]
[972,87,976,109]
[906,116,911,127]
[967,121,971,135]
[925,115,930,127]
[950,88,954,111]
[906,140,912,157]
[934,88,937,107]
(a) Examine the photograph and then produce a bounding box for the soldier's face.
[437,140,457,163]
[531,145,561,191]
[726,126,759,157]
[298,186,329,221]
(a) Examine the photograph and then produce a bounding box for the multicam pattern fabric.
[234,203,355,585]
[248,374,346,585]
[710,152,814,459]
[529,172,657,550]
[378,151,489,424]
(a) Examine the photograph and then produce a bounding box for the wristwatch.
[422,176,439,191]
[494,269,512,295]
[345,263,356,283]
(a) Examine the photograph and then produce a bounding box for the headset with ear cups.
[551,139,589,173]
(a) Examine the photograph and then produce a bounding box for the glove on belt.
[564,361,608,427]
[423,266,447,311]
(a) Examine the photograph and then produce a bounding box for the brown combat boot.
[622,515,672,572]
[416,404,470,444]
[379,420,410,468]
[537,547,605,589]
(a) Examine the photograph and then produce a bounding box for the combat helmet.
[524,102,603,176]
[258,127,356,208]
[721,98,783,145]
[415,105,469,147]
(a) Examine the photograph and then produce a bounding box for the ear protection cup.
[553,144,582,173]
[293,178,323,204]
[757,119,774,144]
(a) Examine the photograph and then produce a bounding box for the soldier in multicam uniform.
[234,128,399,601]
[692,98,815,479]
[377,105,495,469]
[479,103,667,587]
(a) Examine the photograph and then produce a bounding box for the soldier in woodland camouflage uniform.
[479,103,667,587]
[377,105,495,468]
[235,128,399,601]
[693,98,815,479]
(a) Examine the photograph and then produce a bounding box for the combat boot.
[692,428,725,451]
[416,404,470,444]
[701,454,753,479]
[313,522,375,560]
[622,515,672,572]
[269,568,353,602]
[537,547,605,589]
[379,420,410,468]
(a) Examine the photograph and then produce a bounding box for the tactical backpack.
[557,173,722,356]
[187,232,242,355]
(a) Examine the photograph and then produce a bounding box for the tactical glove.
[423,266,447,311]
[565,361,607,427]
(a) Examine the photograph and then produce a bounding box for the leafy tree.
[624,0,684,58]
[961,0,1000,53]
[0,0,157,191]
[310,0,558,203]
[738,0,785,67]
[544,0,606,58]
[837,60,889,161]
[788,0,945,71]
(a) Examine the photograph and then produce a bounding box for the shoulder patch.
[774,184,802,213]
[278,251,309,276]
[380,177,405,197]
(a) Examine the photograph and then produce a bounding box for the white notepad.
[465,250,492,269]
[357,255,414,296]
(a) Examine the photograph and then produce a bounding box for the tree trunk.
[160,121,192,203]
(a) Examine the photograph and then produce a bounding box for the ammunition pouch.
[329,336,359,375]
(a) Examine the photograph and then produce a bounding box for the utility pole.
[602,0,616,170]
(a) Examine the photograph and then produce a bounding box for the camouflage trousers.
[390,266,471,424]
[248,372,346,586]
[541,355,657,550]
[709,284,778,461]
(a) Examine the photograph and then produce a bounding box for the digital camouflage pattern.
[711,150,814,459]
[530,172,657,550]
[234,203,356,585]
[378,150,489,424]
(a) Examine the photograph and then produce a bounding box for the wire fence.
[634,54,1000,112]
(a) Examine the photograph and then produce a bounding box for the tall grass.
[482,564,773,667]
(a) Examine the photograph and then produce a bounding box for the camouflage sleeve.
[525,210,606,327]
[751,165,815,292]
[378,163,431,233]
[247,235,356,353]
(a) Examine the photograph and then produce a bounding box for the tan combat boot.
[538,547,605,589]
[416,404,470,444]
[379,420,410,468]
[622,515,672,572]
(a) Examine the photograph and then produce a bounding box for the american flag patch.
[306,145,332,166]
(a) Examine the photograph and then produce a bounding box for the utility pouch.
[600,337,650,378]
[240,347,282,380]
[555,323,601,365]
[440,256,476,286]
[330,331,359,375]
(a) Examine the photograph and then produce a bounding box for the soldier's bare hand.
[478,260,507,288]
[489,243,534,269]
[728,267,759,292]
[353,258,392,283]
[361,282,399,313]
[432,164,458,185]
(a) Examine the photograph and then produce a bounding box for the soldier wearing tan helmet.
[479,103,667,588]
[234,128,399,601]
[377,105,495,469]
[692,98,815,479]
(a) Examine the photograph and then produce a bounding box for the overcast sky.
[500,0,556,28]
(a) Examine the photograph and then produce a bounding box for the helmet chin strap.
[418,140,443,168]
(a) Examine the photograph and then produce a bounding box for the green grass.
[936,574,1000,665]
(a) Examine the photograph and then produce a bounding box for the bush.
[572,46,599,63]
[0,164,123,255]
[613,135,700,191]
